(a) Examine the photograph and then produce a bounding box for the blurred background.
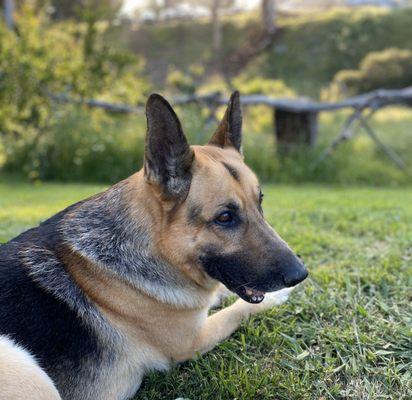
[1,0,412,185]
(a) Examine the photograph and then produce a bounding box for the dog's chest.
[97,340,171,400]
[96,308,208,399]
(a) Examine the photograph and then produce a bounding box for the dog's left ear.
[145,94,194,201]
[208,91,242,153]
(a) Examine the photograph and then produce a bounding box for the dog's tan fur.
[61,144,295,398]
[66,232,293,400]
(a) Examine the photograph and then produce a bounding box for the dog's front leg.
[189,288,294,357]
[209,284,233,308]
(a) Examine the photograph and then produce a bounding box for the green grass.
[0,180,105,242]
[0,181,411,399]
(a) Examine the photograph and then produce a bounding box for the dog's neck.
[61,173,215,310]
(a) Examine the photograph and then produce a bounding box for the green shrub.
[232,75,295,97]
[3,102,412,185]
[2,6,411,186]
[258,7,412,96]
[166,69,196,94]
[3,105,146,183]
[332,47,412,95]
[166,64,205,95]
[128,7,412,96]
[0,5,148,180]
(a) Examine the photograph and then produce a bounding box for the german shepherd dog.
[0,92,308,400]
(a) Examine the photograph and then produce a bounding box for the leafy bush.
[331,48,412,96]
[232,75,295,97]
[167,69,196,94]
[0,5,148,180]
[166,64,205,95]
[2,6,412,186]
[2,105,146,182]
[257,7,412,95]
[128,7,412,96]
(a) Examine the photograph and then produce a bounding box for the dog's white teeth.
[251,294,264,302]
[244,287,265,301]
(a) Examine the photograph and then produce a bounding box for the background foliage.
[331,47,412,96]
[1,3,412,184]
[0,4,148,181]
[129,7,412,95]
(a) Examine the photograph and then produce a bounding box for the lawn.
[0,181,411,399]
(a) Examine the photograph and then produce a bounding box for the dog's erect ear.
[208,91,242,153]
[144,94,194,200]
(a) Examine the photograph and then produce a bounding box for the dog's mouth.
[218,273,267,303]
[199,255,290,304]
[233,285,266,304]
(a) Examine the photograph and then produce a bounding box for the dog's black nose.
[281,257,308,287]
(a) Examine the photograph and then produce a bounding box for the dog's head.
[143,92,308,303]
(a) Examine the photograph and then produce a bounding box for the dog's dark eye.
[259,191,264,205]
[215,211,234,226]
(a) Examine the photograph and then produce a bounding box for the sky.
[122,0,145,14]
[122,0,261,15]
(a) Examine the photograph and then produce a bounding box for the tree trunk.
[262,0,276,33]
[211,0,222,54]
[4,0,15,30]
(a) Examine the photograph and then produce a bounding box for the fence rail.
[52,87,412,171]
[53,86,412,113]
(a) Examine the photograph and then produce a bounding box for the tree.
[156,0,234,54]
[261,0,276,34]
[185,0,234,57]
[47,0,123,21]
[211,0,222,53]
[3,0,15,30]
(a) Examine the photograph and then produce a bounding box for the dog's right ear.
[144,94,194,201]
[208,91,242,153]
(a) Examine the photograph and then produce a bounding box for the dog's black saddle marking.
[0,206,102,392]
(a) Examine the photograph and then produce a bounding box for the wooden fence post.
[274,109,318,149]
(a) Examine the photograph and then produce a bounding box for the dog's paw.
[233,287,295,316]
[256,287,294,310]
